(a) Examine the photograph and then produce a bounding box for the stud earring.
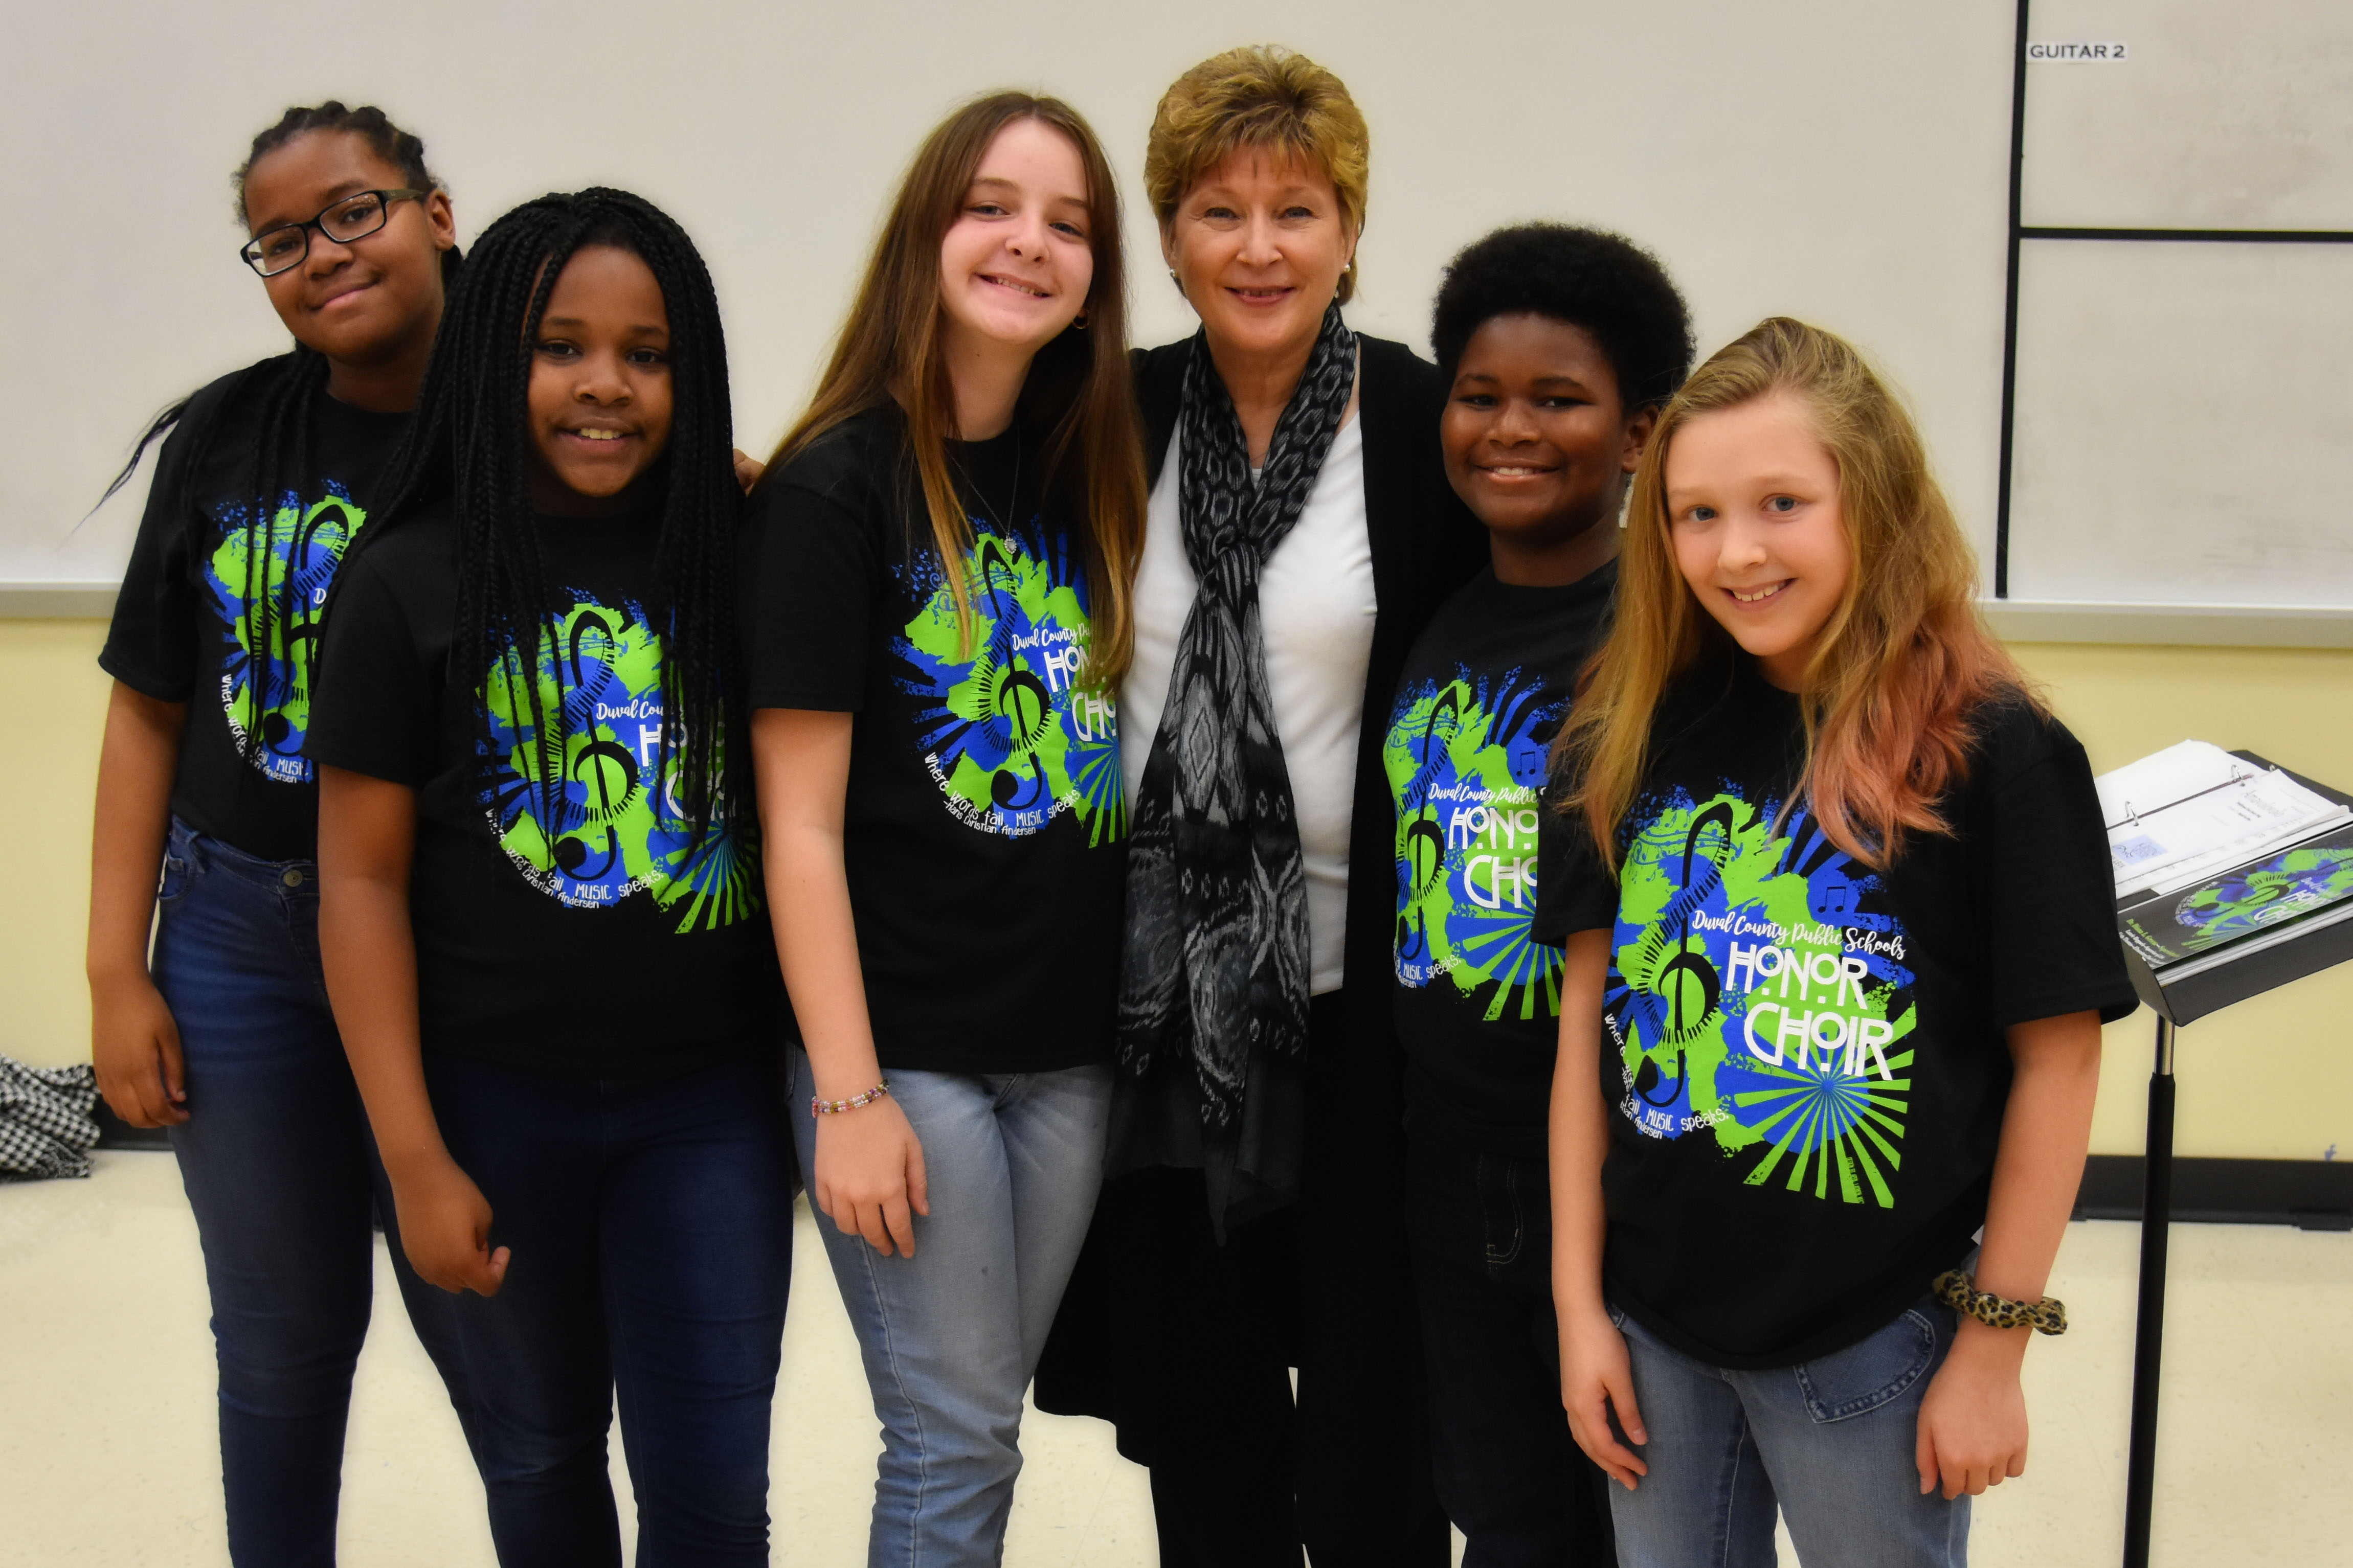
[1169,269,1184,292]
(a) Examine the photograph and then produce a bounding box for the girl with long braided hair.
[739,92,1141,1565]
[84,101,465,1566]
[309,188,790,1566]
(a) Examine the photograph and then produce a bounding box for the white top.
[1123,414,1376,995]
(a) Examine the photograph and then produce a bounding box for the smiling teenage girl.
[308,190,789,1567]
[1536,319,2137,1567]
[738,93,1141,1568]
[86,102,457,1567]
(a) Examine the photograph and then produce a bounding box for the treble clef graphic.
[971,535,1059,815]
[542,606,638,880]
[976,534,1018,615]
[997,667,1050,746]
[572,738,638,813]
[568,609,615,686]
[555,825,620,879]
[1633,801,1738,1109]
[992,749,1049,811]
[259,498,355,753]
[1399,813,1445,964]
[1398,684,1464,964]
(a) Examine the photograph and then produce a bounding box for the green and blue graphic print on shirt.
[894,518,1122,845]
[1385,666,1562,1023]
[203,485,367,783]
[1607,786,1917,1208]
[479,595,759,933]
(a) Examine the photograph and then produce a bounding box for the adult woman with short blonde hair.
[1037,44,1480,1568]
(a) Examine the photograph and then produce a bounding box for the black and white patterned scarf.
[1118,302,1358,1130]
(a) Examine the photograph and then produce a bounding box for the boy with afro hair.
[1383,222,1691,1567]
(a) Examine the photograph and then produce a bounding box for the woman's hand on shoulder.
[1559,1303,1649,1490]
[812,1095,929,1258]
[1915,1322,2031,1499]
[388,1155,510,1297]
[89,969,187,1127]
[733,447,765,493]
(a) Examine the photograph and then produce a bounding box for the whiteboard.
[2020,0,2353,233]
[2008,242,2353,606]
[2001,0,2353,610]
[1,0,2343,614]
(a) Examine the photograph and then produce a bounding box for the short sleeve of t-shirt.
[306,548,442,789]
[99,381,233,703]
[306,508,786,1075]
[1581,669,2139,1369]
[1968,705,2141,1028]
[1534,790,1618,945]
[730,406,1121,1076]
[739,429,883,713]
[96,370,410,862]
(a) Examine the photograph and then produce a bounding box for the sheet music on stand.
[2099,743,2353,1026]
[2090,741,2353,1568]
[2098,740,2352,901]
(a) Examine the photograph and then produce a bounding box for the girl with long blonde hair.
[736,90,1142,1566]
[1534,318,2135,1566]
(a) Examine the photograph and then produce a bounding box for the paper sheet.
[2095,741,2351,897]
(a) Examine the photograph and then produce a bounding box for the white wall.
[6,0,2020,581]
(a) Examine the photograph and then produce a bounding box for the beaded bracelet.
[1932,1269,2068,1335]
[812,1081,891,1117]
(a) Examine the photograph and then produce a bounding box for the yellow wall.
[4,621,114,1075]
[7,620,2347,1162]
[2011,642,2353,1162]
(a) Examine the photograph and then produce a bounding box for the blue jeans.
[151,819,471,1567]
[1607,1296,1969,1568]
[790,1047,1112,1568]
[411,1049,795,1568]
[1404,1132,1614,1568]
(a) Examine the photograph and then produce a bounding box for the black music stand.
[2112,752,2353,1568]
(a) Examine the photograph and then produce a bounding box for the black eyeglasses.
[240,189,426,278]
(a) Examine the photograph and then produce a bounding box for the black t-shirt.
[738,407,1123,1074]
[1532,654,2138,1368]
[1383,562,1616,1156]
[101,370,408,862]
[306,508,786,1077]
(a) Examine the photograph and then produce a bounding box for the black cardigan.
[1035,333,1484,1487]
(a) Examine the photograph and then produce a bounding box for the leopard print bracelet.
[1932,1269,2068,1335]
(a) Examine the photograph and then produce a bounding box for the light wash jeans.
[790,1048,1113,1568]
[1607,1293,1969,1568]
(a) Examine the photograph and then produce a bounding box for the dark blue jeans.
[411,1049,794,1568]
[1404,1130,1616,1568]
[151,819,472,1567]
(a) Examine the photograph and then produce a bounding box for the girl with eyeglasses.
[85,101,464,1566]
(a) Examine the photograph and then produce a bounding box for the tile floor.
[2,1151,2345,1565]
